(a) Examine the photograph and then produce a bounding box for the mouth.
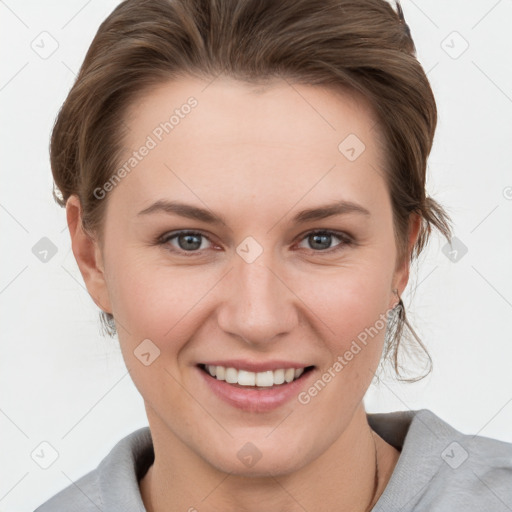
[198,363,315,389]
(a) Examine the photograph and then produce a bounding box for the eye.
[159,230,213,255]
[157,229,354,257]
[296,230,353,253]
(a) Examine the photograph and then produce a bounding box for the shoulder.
[33,469,101,512]
[370,408,512,511]
[425,409,512,506]
[34,427,153,512]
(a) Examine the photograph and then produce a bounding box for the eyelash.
[156,229,355,257]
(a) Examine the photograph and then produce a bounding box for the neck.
[140,403,399,512]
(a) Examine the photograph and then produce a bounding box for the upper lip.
[199,360,314,373]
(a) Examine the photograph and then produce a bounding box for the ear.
[391,212,422,305]
[66,195,112,314]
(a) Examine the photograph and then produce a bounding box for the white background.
[1,1,511,510]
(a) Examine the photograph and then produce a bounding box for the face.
[73,76,415,476]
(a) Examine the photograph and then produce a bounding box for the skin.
[67,75,420,512]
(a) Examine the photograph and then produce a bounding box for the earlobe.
[66,195,112,314]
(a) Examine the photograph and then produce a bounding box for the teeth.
[204,365,308,387]
[256,371,274,387]
[238,370,255,386]
[215,365,225,380]
[225,367,238,384]
[273,369,285,385]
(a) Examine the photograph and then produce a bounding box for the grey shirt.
[34,409,512,511]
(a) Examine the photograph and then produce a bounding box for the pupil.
[311,233,331,250]
[179,233,201,251]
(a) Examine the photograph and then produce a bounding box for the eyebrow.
[137,199,371,224]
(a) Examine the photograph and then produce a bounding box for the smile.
[199,364,314,388]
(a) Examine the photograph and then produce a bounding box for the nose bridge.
[217,247,296,345]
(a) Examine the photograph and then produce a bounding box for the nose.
[216,253,298,347]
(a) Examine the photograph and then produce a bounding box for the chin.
[217,455,302,478]
[201,439,309,478]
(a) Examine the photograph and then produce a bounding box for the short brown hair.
[51,0,452,382]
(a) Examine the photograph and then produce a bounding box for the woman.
[35,0,512,510]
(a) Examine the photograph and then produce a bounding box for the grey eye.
[308,233,334,250]
[298,231,344,251]
[162,231,211,252]
[177,233,203,251]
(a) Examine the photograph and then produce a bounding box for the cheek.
[300,263,393,340]
[106,251,216,345]
[108,246,395,342]
[105,258,208,402]
[292,255,395,398]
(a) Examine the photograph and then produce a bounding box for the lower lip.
[197,366,315,413]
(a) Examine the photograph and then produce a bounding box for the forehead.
[112,75,387,216]
[124,75,381,150]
